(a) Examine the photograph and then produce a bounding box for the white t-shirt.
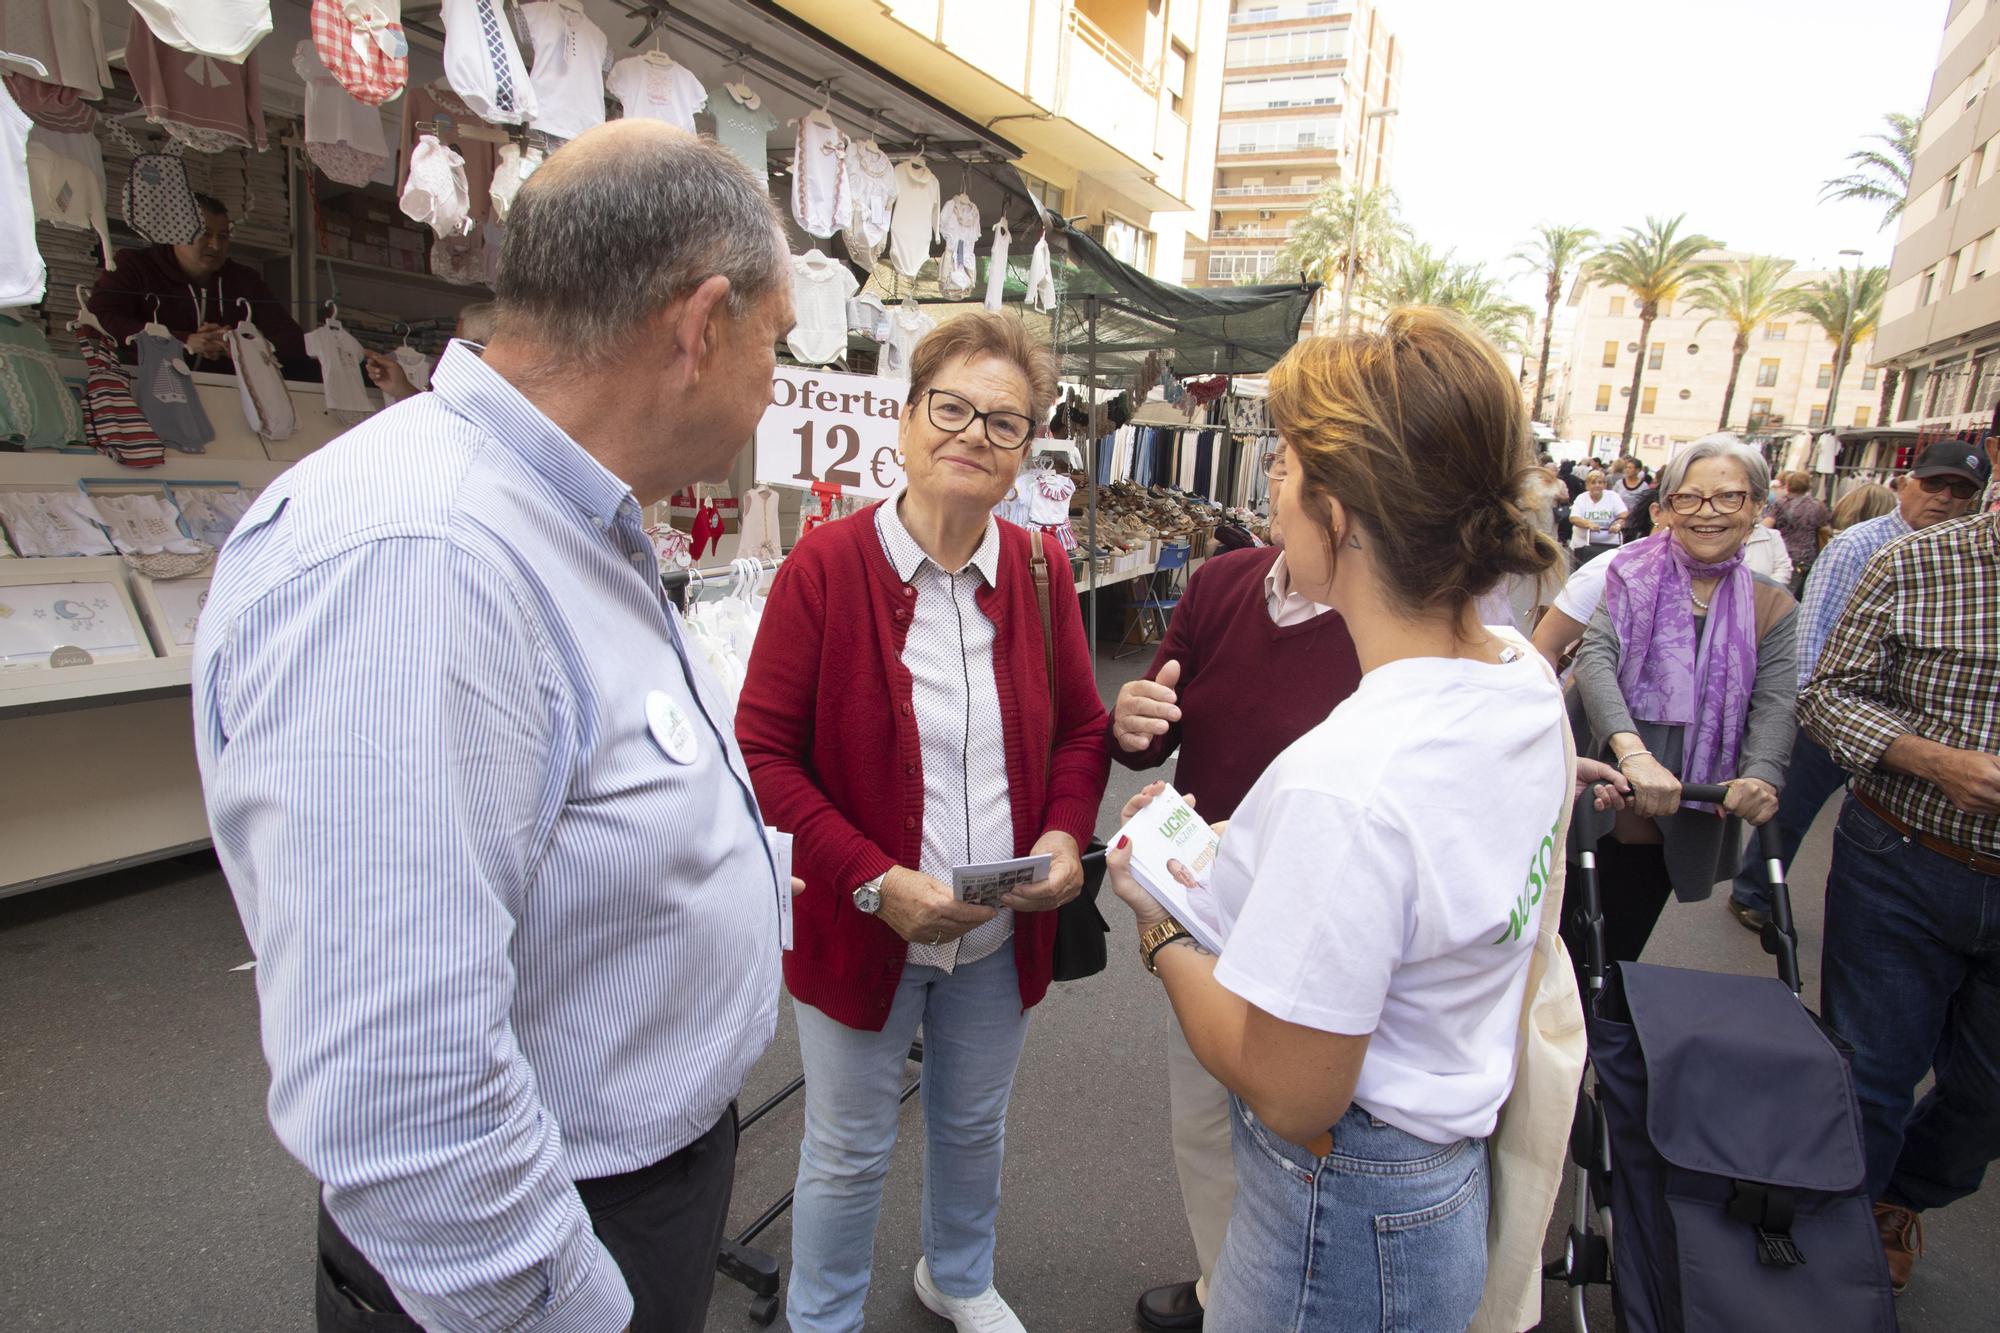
[1210,646,1569,1144]
[519,0,609,142]
[606,55,706,131]
[1551,551,1612,624]
[1569,490,1626,549]
[786,252,859,365]
[0,81,43,308]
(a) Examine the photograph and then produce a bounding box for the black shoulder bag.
[1028,537,1111,981]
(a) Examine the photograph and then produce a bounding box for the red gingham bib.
[310,0,409,107]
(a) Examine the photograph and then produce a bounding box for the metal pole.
[1086,295,1100,656]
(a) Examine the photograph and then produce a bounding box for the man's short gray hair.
[494,125,786,360]
[1659,432,1771,503]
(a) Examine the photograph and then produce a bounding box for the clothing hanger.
[0,49,48,77]
[68,285,107,336]
[236,297,254,325]
[131,295,172,343]
[720,50,758,107]
[322,300,340,328]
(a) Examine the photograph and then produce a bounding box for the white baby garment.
[227,318,297,442]
[791,111,848,239]
[937,193,981,298]
[787,251,859,366]
[305,319,375,420]
[293,39,392,187]
[710,84,777,183]
[520,0,609,142]
[878,305,934,382]
[440,0,537,124]
[400,134,472,236]
[488,142,542,220]
[606,54,705,130]
[984,218,1011,312]
[840,138,896,271]
[886,159,940,279]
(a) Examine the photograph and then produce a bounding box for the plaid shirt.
[1796,508,1912,685]
[1800,512,2000,854]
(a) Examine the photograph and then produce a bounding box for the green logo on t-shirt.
[1494,817,1561,946]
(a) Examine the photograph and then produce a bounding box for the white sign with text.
[756,366,908,500]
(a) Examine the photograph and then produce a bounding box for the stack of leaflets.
[952,854,1053,908]
[1113,786,1226,953]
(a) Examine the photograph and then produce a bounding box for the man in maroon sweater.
[1109,535,1362,1333]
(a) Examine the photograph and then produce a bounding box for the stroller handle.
[1679,784,1783,862]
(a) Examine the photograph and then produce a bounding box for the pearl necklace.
[1691,589,1712,613]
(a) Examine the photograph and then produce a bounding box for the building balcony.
[1209,225,1299,239]
[1212,183,1321,206]
[1217,141,1340,168]
[1229,2,1354,26]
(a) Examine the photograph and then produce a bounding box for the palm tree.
[1794,265,1889,430]
[1685,256,1805,430]
[1820,112,1921,230]
[1276,182,1407,333]
[1583,214,1720,451]
[1370,242,1534,350]
[1511,223,1597,426]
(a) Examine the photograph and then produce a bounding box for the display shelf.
[318,253,491,294]
[0,656,193,720]
[1074,554,1205,595]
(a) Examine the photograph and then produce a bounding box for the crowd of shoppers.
[186,117,2000,1333]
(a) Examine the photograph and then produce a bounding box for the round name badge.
[646,690,700,765]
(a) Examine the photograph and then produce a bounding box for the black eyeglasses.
[919,388,1035,450]
[1917,474,1982,501]
[1664,489,1751,516]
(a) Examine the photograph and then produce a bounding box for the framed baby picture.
[131,573,213,658]
[0,557,155,670]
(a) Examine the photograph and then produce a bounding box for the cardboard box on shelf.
[318,235,351,259]
[350,242,389,267]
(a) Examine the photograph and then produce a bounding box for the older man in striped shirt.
[195,124,795,1333]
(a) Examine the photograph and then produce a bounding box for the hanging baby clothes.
[937,193,981,299]
[131,329,214,453]
[392,346,433,392]
[306,318,374,423]
[1025,230,1056,311]
[4,74,95,133]
[488,142,541,219]
[984,218,1012,312]
[401,134,473,236]
[439,0,535,124]
[709,83,777,184]
[308,0,409,107]
[520,0,609,143]
[399,83,496,228]
[877,304,934,382]
[1025,465,1078,551]
[887,158,940,280]
[840,138,896,271]
[690,494,724,561]
[0,311,82,447]
[847,291,889,342]
[787,251,860,366]
[791,111,849,240]
[128,0,273,63]
[0,78,42,307]
[293,39,392,186]
[226,318,296,442]
[606,53,705,130]
[125,13,268,154]
[26,126,113,266]
[0,1,113,101]
[75,323,165,467]
[737,484,782,560]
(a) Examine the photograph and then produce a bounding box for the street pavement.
[1,646,1993,1331]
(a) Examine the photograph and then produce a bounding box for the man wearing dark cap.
[1799,437,2000,1296]
[1727,440,1994,930]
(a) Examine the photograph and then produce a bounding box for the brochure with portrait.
[1113,785,1226,954]
[952,854,1053,908]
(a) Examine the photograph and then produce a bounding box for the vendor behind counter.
[87,194,316,381]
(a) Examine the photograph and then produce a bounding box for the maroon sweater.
[1110,546,1362,819]
[736,505,1110,1030]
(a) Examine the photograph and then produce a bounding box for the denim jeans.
[1730,731,1849,913]
[1820,797,2000,1210]
[785,939,1031,1332]
[1206,1099,1488,1333]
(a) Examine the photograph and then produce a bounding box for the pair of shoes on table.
[1136,1280,1203,1331]
[914,1256,1025,1332]
[1727,897,1770,933]
[1874,1200,1924,1296]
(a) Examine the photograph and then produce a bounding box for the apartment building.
[1874,0,2000,436]
[1183,0,1401,288]
[1557,251,1881,464]
[774,0,1229,283]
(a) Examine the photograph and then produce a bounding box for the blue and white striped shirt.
[1797,508,1913,685]
[193,342,781,1333]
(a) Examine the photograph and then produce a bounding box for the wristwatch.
[1140,916,1192,975]
[852,874,887,915]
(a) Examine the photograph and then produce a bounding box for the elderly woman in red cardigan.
[736,311,1109,1332]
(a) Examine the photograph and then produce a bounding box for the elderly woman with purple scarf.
[1563,435,1798,971]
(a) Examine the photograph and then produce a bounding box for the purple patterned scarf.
[1602,531,1759,790]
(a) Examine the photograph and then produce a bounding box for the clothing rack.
[660,554,783,611]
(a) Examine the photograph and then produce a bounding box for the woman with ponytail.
[1105,307,1612,1331]
[1563,434,1797,975]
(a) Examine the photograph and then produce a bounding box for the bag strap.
[104,119,144,157]
[1028,534,1056,781]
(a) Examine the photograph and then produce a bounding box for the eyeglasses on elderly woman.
[917,388,1035,450]
[1663,489,1751,516]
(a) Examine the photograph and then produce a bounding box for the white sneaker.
[913,1256,1026,1333]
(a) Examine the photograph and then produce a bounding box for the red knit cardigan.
[735,504,1110,1031]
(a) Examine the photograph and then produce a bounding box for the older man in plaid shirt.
[1800,478,2000,1297]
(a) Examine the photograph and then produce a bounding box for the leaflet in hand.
[1114,785,1226,954]
[952,854,1053,908]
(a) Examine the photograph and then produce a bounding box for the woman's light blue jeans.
[1206,1098,1490,1333]
[785,939,1031,1333]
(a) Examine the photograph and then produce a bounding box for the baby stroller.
[1545,785,1897,1332]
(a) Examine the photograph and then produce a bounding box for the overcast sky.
[1381,0,1945,305]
